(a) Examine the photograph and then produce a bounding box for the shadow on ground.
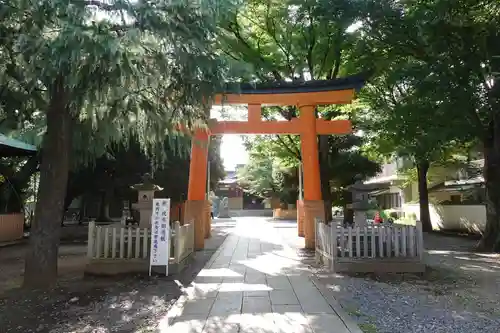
[0,219,236,333]
[163,217,352,333]
[306,230,500,333]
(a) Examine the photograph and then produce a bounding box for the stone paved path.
[162,217,359,333]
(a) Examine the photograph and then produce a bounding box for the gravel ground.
[0,220,235,333]
[320,270,500,333]
[274,221,500,333]
[314,234,500,333]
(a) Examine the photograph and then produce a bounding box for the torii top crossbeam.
[209,74,365,135]
[186,73,367,250]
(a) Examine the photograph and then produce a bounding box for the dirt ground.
[420,233,500,316]
[0,243,88,294]
[0,221,235,333]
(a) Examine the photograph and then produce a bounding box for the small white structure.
[86,220,195,275]
[130,173,163,228]
[315,219,425,273]
[218,197,230,218]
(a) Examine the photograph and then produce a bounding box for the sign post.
[149,198,171,276]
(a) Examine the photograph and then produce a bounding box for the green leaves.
[357,0,499,167]
[217,0,363,82]
[237,142,298,203]
[1,0,234,165]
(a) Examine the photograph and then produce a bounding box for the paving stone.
[300,298,335,314]
[244,290,270,297]
[272,312,313,333]
[270,290,300,305]
[242,296,272,314]
[222,276,245,283]
[272,304,303,314]
[166,314,208,333]
[188,283,220,299]
[306,313,350,333]
[167,218,359,333]
[193,276,224,284]
[289,276,316,289]
[238,313,278,333]
[182,298,216,315]
[209,294,243,316]
[245,272,267,282]
[202,316,240,333]
[266,276,293,290]
[294,287,324,302]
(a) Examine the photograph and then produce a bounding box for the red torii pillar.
[298,105,324,249]
[185,129,210,250]
[186,85,359,250]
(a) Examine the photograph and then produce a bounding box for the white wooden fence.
[87,220,195,266]
[315,219,425,272]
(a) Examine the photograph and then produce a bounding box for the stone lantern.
[346,175,372,227]
[131,173,163,228]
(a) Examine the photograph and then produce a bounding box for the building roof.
[364,175,399,185]
[429,179,484,193]
[219,178,239,185]
[0,134,37,157]
[220,73,369,95]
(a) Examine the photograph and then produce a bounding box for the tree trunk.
[416,159,433,232]
[23,82,72,289]
[319,135,333,221]
[478,134,500,252]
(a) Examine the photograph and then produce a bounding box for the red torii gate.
[184,75,366,250]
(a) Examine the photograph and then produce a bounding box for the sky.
[210,106,249,171]
[220,135,248,171]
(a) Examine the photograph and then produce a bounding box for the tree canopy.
[0,0,233,288]
[238,135,299,204]
[357,0,500,249]
[217,0,380,219]
[1,0,500,291]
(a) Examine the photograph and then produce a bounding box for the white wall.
[403,203,486,233]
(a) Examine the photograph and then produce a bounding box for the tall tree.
[358,59,468,231]
[239,136,299,203]
[0,0,230,288]
[218,0,370,218]
[361,0,500,250]
[64,135,225,220]
[241,133,379,220]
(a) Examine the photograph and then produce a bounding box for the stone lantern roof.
[130,173,163,192]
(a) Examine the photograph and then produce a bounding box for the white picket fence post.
[87,221,96,258]
[331,222,337,261]
[87,225,151,260]
[174,221,181,264]
[314,219,318,262]
[315,221,425,270]
[84,219,201,267]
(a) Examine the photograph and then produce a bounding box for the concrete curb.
[310,275,364,333]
